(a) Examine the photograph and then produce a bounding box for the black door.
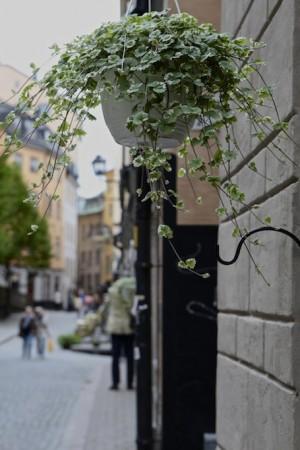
[162,159,217,450]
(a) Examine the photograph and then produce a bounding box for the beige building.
[0,64,78,306]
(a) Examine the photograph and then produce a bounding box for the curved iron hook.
[217,226,300,266]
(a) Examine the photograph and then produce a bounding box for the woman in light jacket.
[106,277,136,390]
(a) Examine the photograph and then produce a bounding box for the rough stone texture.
[264,321,300,388]
[252,0,294,120]
[236,316,264,369]
[218,313,237,357]
[217,355,298,450]
[217,0,300,448]
[219,113,253,179]
[217,356,248,450]
[239,0,268,39]
[247,370,295,450]
[221,0,252,36]
[249,184,297,317]
[266,115,300,193]
[267,0,282,15]
[218,212,250,312]
[236,150,266,206]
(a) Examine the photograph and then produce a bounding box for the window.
[56,199,61,219]
[96,223,102,235]
[30,157,39,173]
[81,225,85,240]
[81,251,86,265]
[94,274,99,290]
[55,237,61,259]
[95,249,100,265]
[54,275,60,291]
[88,251,92,265]
[87,274,92,292]
[14,153,22,168]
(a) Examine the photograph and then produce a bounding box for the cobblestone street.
[0,311,136,450]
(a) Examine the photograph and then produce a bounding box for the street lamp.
[92,155,106,176]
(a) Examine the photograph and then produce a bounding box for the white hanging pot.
[100,73,190,149]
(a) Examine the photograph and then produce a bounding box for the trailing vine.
[0,10,296,277]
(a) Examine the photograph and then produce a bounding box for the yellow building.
[78,170,117,293]
[0,64,78,307]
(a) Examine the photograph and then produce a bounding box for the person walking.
[106,277,136,391]
[34,307,49,358]
[19,306,36,359]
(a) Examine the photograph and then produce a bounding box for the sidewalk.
[0,312,136,450]
[63,356,136,450]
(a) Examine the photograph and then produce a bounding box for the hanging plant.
[0,10,296,276]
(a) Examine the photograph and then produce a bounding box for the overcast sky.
[0,0,121,198]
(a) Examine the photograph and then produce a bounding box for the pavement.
[0,311,136,450]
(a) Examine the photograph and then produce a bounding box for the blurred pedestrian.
[73,291,82,317]
[54,290,62,309]
[106,277,136,390]
[83,293,94,315]
[34,307,49,359]
[19,306,36,359]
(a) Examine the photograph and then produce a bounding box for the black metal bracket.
[217,226,300,266]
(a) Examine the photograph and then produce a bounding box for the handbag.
[47,338,54,352]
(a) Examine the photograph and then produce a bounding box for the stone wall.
[217,1,300,449]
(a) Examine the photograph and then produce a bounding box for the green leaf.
[178,258,196,270]
[178,168,186,178]
[263,216,272,225]
[158,224,173,239]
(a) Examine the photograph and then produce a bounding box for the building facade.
[78,172,117,294]
[216,1,300,449]
[0,64,78,307]
[78,194,105,293]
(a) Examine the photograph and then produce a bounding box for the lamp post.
[92,155,107,176]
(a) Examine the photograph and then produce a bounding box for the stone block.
[218,212,250,312]
[266,115,300,193]
[236,150,266,206]
[252,0,294,121]
[247,370,296,450]
[267,0,283,16]
[221,0,252,36]
[293,325,300,391]
[239,0,268,40]
[295,395,300,450]
[217,356,299,450]
[216,355,248,450]
[219,173,239,216]
[237,316,264,368]
[264,321,300,388]
[219,112,252,180]
[218,313,237,357]
[294,0,300,111]
[249,184,298,316]
[292,185,300,320]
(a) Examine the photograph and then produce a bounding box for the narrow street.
[0,311,136,450]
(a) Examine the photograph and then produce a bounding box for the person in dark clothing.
[34,307,49,358]
[105,277,136,390]
[19,306,36,359]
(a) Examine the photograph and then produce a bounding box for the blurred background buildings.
[0,1,299,450]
